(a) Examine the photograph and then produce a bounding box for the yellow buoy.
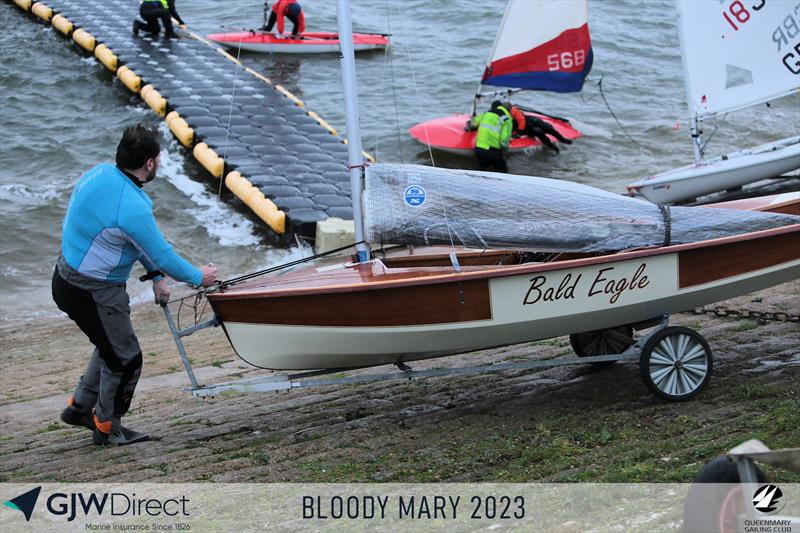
[52,14,73,36]
[31,2,53,21]
[307,111,337,136]
[244,67,272,85]
[72,28,96,52]
[225,171,285,234]
[94,44,118,72]
[13,0,32,11]
[274,85,304,107]
[192,143,224,178]
[116,66,141,93]
[140,85,166,117]
[166,111,194,148]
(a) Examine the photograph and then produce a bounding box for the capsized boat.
[627,1,800,204]
[206,164,800,371]
[409,0,592,153]
[206,30,389,54]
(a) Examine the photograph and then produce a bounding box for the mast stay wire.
[394,7,461,266]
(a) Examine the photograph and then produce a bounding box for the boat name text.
[523,263,650,306]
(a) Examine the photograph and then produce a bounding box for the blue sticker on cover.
[404,185,427,207]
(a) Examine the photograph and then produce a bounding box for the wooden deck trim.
[679,230,799,288]
[211,279,491,326]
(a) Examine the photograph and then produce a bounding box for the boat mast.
[337,0,370,263]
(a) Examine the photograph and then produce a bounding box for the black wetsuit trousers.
[52,262,143,430]
[264,8,301,36]
[134,2,173,36]
[474,147,508,173]
[522,117,569,152]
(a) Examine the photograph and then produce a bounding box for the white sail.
[677,0,800,118]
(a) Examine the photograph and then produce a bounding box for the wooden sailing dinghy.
[205,166,800,372]
[165,0,798,404]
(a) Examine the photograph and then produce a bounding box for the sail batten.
[481,0,593,93]
[677,0,800,119]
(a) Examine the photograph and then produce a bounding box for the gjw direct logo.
[3,486,190,522]
[752,484,785,515]
[3,486,41,521]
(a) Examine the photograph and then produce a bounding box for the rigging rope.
[597,77,641,147]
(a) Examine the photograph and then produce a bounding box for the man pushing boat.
[52,124,217,446]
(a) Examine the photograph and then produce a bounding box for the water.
[1,0,797,320]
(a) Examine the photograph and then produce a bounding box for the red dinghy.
[207,31,389,54]
[410,0,593,155]
[409,112,582,155]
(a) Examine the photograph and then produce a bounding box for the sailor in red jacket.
[262,0,305,37]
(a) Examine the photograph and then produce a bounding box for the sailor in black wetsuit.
[504,102,573,154]
[133,0,185,38]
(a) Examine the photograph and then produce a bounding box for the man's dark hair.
[490,100,503,111]
[116,124,160,169]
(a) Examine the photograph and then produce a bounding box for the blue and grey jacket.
[60,163,202,285]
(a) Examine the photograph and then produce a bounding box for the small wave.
[156,123,262,247]
[0,183,64,205]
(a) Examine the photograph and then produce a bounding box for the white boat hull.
[222,41,385,54]
[218,248,799,370]
[627,136,800,204]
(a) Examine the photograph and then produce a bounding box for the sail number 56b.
[547,50,586,71]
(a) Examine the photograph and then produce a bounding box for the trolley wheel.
[639,326,712,401]
[570,325,635,365]
[683,457,767,533]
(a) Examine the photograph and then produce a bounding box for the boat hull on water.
[206,31,389,54]
[627,136,800,204]
[408,113,581,155]
[207,196,799,370]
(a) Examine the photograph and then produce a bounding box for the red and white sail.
[481,0,593,92]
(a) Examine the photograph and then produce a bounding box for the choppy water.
[1,0,798,320]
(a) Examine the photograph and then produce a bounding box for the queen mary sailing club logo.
[752,484,785,515]
[3,486,42,521]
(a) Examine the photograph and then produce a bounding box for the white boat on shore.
[627,136,800,204]
[627,1,800,204]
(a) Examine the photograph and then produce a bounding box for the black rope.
[659,205,672,247]
[598,78,640,146]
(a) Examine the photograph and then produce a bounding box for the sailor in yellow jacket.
[466,100,513,172]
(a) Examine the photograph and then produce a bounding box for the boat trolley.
[161,303,714,402]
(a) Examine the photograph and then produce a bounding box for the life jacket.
[472,110,511,150]
[141,0,168,9]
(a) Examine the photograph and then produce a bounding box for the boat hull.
[627,136,800,204]
[209,227,799,370]
[408,113,581,155]
[206,31,389,54]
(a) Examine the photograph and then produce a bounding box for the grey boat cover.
[363,164,799,252]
